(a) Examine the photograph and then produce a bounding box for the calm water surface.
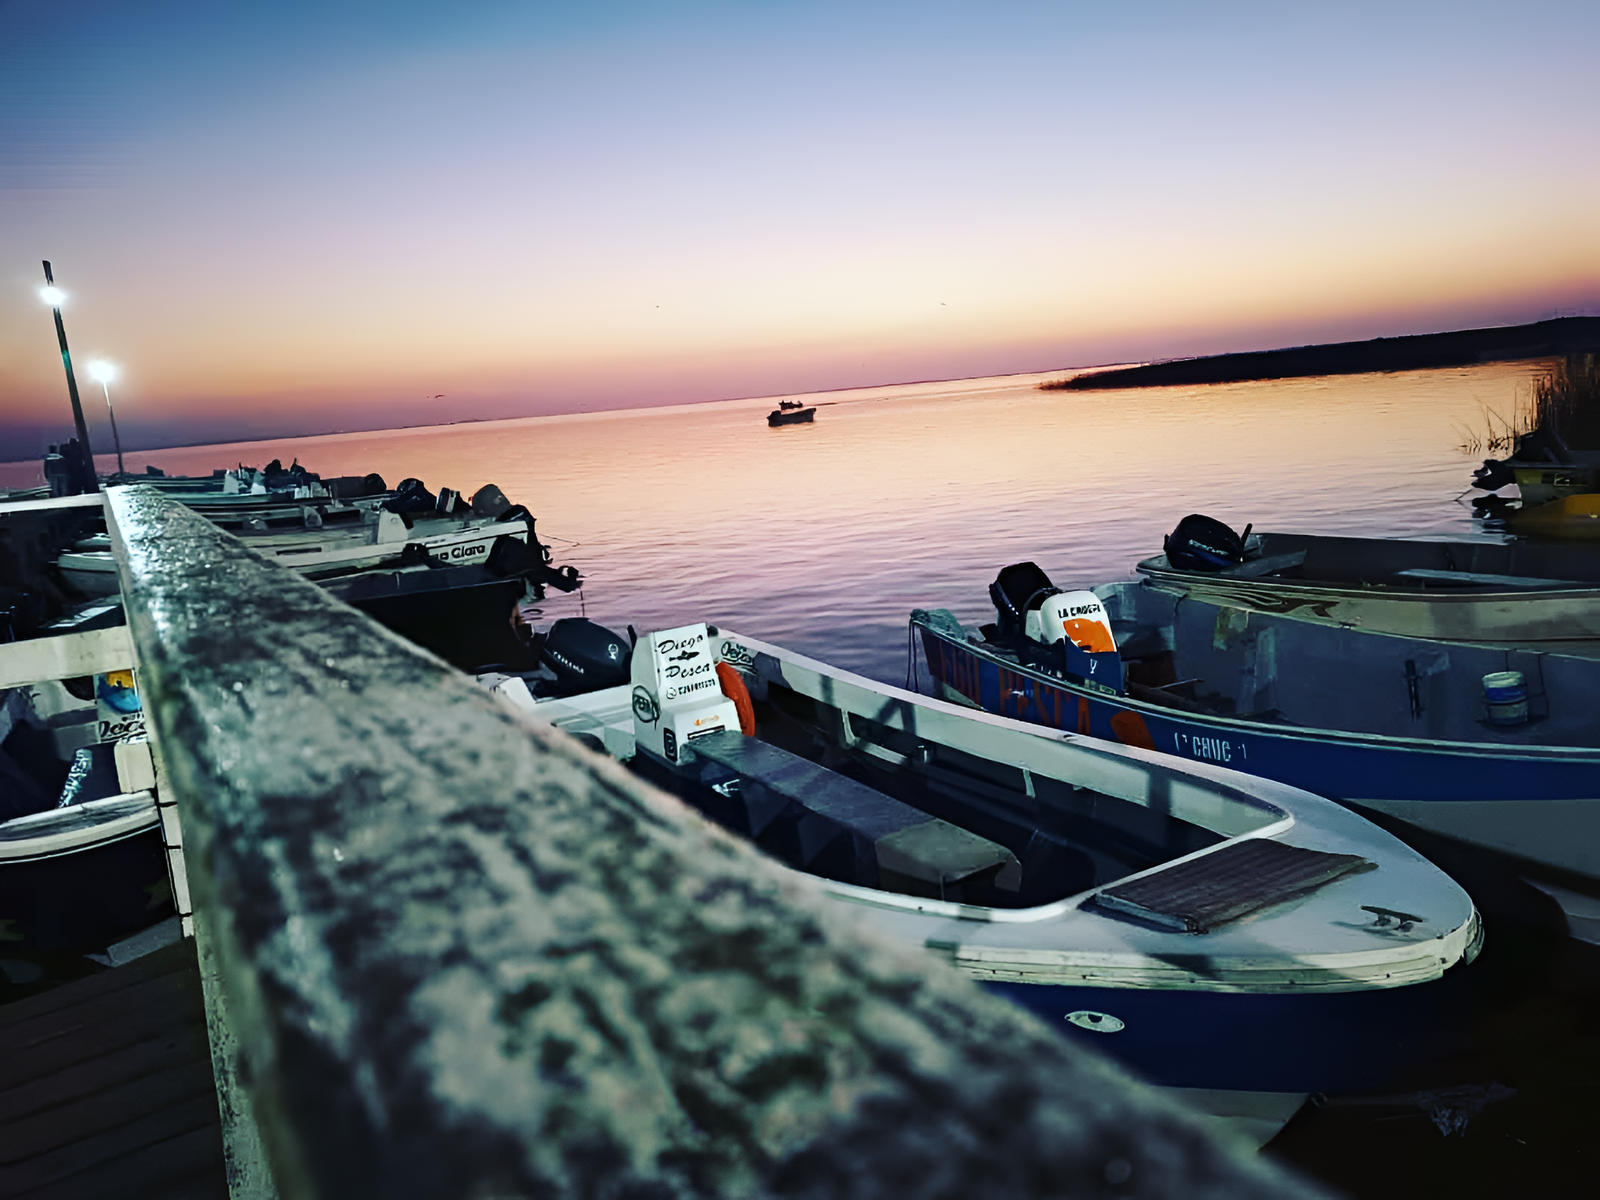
[17,361,1528,678]
[10,359,1598,1197]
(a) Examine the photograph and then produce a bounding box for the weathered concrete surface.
[107,487,1322,1200]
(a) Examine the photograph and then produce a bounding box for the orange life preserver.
[716,661,757,736]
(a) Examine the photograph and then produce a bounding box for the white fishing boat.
[56,498,538,599]
[13,483,580,676]
[481,620,1481,1137]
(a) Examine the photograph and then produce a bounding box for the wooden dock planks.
[0,938,225,1199]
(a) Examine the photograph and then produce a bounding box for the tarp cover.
[1096,837,1374,933]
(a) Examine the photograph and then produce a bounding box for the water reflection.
[7,361,1533,679]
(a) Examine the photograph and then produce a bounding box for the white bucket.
[1482,671,1528,726]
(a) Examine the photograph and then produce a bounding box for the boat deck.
[0,939,226,1199]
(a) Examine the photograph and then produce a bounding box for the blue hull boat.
[912,566,1600,885]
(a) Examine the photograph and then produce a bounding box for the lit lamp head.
[40,285,67,307]
[86,360,118,386]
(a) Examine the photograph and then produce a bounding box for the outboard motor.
[1030,590,1116,654]
[539,618,632,694]
[630,623,742,763]
[381,477,439,516]
[1164,514,1248,572]
[989,561,1057,644]
[1030,589,1122,693]
[1471,459,1515,493]
[989,563,1123,694]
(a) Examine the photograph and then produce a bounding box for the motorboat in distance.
[767,404,816,426]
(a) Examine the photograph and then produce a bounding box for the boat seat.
[1393,568,1573,591]
[681,730,1022,902]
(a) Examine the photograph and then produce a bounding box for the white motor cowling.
[1025,590,1117,654]
[630,623,741,763]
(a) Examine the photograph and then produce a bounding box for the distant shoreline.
[0,366,1082,469]
[1044,316,1600,392]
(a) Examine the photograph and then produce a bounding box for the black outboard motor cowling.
[1471,459,1515,492]
[989,561,1057,643]
[382,478,439,515]
[1164,514,1247,572]
[540,618,633,693]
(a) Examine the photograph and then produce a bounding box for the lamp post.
[40,261,98,493]
[86,360,126,480]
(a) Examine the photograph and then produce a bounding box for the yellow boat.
[1506,494,1600,539]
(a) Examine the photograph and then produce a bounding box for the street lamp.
[86,360,126,480]
[40,261,98,493]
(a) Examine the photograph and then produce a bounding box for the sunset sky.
[4,0,1598,457]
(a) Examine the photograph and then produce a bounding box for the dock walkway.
[0,939,226,1199]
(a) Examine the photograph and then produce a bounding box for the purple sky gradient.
[4,1,1598,458]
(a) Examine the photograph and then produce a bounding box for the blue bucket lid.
[1482,670,1526,701]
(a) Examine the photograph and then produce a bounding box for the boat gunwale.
[0,791,160,862]
[1137,556,1600,603]
[722,627,1294,831]
[517,634,1481,991]
[55,518,533,578]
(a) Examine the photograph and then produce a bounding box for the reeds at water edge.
[1455,355,1600,456]
[1454,401,1529,456]
[1532,354,1600,450]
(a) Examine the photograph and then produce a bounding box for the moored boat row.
[14,459,1600,1138]
[0,462,585,956]
[911,514,1600,897]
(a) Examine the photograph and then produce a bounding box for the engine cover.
[540,618,632,691]
[1027,590,1116,653]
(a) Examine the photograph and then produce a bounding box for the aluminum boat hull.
[915,608,1600,881]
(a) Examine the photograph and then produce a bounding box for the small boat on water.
[767,406,816,426]
[1136,514,1600,642]
[1471,428,1600,507]
[0,469,587,948]
[913,558,1600,888]
[484,621,1481,1119]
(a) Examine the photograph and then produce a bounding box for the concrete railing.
[106,486,1317,1199]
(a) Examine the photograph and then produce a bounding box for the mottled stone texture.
[107,488,1321,1200]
